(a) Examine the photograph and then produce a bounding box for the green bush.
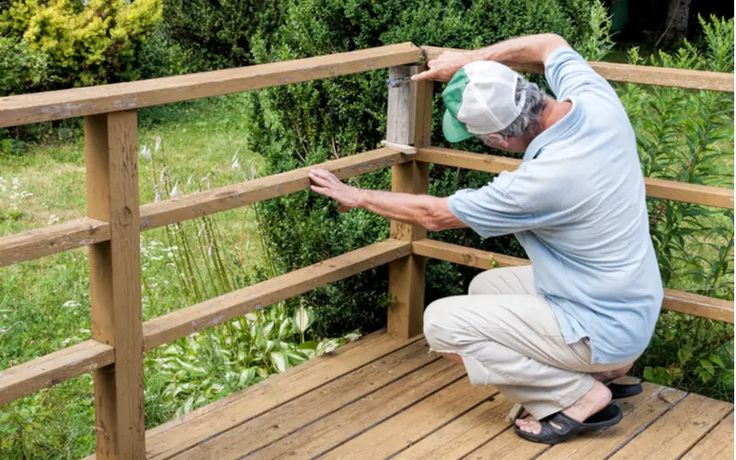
[618,16,734,401]
[244,0,614,335]
[0,36,49,96]
[0,0,162,91]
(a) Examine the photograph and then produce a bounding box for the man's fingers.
[412,69,438,81]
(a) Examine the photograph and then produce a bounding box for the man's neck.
[537,98,573,132]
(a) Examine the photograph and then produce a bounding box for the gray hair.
[495,77,546,138]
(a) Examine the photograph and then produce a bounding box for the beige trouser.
[423,266,634,420]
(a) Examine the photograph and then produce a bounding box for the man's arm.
[414,33,570,82]
[308,168,466,232]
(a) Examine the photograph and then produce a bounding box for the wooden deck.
[106,331,734,460]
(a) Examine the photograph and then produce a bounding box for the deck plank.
[536,384,687,460]
[391,396,514,460]
[608,393,733,459]
[238,358,464,459]
[320,375,498,459]
[170,338,437,459]
[144,331,419,459]
[681,411,734,460]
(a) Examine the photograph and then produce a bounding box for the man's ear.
[484,133,509,149]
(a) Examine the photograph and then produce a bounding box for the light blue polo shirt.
[447,47,663,364]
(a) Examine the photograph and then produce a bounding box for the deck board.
[138,332,732,459]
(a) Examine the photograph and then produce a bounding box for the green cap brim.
[442,109,473,142]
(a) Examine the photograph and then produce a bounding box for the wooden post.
[386,65,433,338]
[85,111,145,459]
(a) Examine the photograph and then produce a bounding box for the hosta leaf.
[270,352,288,373]
[294,306,311,333]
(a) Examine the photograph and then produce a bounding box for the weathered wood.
[387,66,433,339]
[609,393,733,459]
[142,239,411,351]
[322,378,497,459]
[142,332,422,459]
[422,46,734,92]
[416,147,734,209]
[682,411,734,460]
[663,288,734,323]
[0,340,114,406]
[173,338,436,460]
[392,395,514,460]
[0,217,110,267]
[412,238,734,322]
[85,111,145,459]
[140,148,408,230]
[537,384,687,460]
[0,43,421,128]
[240,359,464,459]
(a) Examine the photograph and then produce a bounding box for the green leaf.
[294,305,311,333]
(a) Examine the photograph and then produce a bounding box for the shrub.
[0,0,163,90]
[244,0,615,335]
[618,16,734,401]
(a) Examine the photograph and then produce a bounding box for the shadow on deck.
[93,331,733,460]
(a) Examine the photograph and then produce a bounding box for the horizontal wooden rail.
[416,147,734,209]
[412,239,734,323]
[423,46,734,92]
[140,147,410,230]
[0,43,421,128]
[142,239,411,350]
[0,340,114,406]
[0,239,411,404]
[0,148,409,266]
[0,217,110,267]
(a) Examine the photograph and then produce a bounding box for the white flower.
[231,153,241,171]
[62,300,81,308]
[170,182,181,198]
[140,144,152,161]
[48,214,60,225]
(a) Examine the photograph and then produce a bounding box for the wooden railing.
[0,42,732,459]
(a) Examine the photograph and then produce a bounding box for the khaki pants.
[423,266,634,420]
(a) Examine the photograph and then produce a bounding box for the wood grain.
[608,393,733,459]
[412,238,734,322]
[142,239,411,351]
[416,147,734,209]
[142,332,422,460]
[681,411,734,460]
[387,65,433,339]
[422,46,734,92]
[0,217,109,267]
[0,340,114,406]
[0,43,421,128]
[321,378,498,459]
[85,111,145,459]
[173,339,436,460]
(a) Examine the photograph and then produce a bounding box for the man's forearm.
[468,33,569,67]
[357,189,463,232]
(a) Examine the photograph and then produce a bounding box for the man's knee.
[423,298,464,352]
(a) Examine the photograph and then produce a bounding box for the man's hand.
[413,50,476,82]
[308,168,362,212]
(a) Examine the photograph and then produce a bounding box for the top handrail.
[423,46,734,93]
[0,43,422,128]
[1,43,733,129]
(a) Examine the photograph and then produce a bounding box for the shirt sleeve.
[544,47,617,101]
[447,172,536,238]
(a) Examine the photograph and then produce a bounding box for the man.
[308,33,663,444]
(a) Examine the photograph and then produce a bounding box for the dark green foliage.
[244,0,613,335]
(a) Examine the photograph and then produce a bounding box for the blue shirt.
[447,47,663,364]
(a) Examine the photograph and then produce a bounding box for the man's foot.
[514,380,612,435]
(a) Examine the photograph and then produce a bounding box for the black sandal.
[608,376,643,399]
[514,403,623,445]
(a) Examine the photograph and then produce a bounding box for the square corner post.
[85,111,145,459]
[386,65,433,338]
